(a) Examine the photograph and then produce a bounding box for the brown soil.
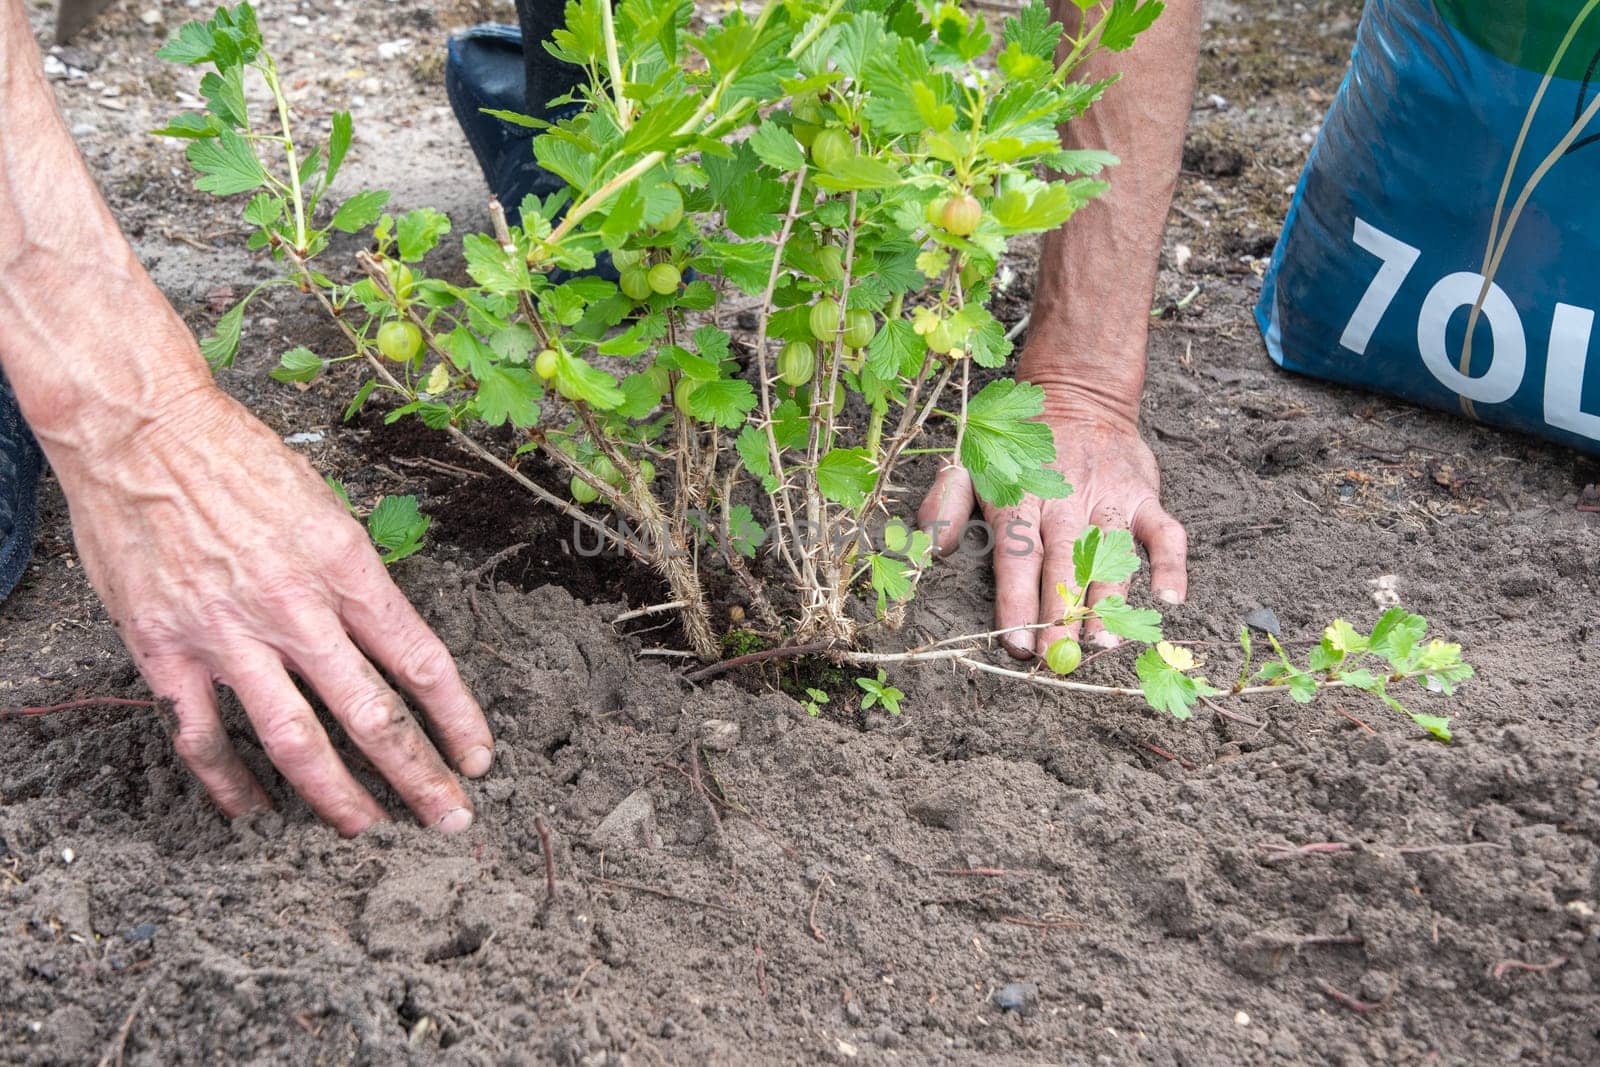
[5,1,1600,1064]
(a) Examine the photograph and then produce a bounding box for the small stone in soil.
[1244,607,1281,636]
[992,981,1039,1016]
[125,922,157,943]
[699,719,740,752]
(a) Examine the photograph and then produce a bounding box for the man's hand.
[918,385,1186,659]
[916,0,1201,657]
[52,386,494,834]
[3,0,489,833]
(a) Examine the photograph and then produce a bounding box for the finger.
[336,553,494,778]
[1035,517,1083,656]
[144,658,271,818]
[990,497,1043,658]
[289,617,474,833]
[224,649,385,836]
[1132,500,1189,606]
[1082,507,1134,650]
[917,462,976,558]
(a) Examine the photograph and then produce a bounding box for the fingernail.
[1004,635,1035,659]
[1157,588,1184,605]
[1091,631,1123,650]
[460,745,494,777]
[433,807,473,834]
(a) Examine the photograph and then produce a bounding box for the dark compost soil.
[4,1,1600,1064]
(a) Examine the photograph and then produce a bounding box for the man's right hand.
[51,384,494,834]
[918,383,1186,660]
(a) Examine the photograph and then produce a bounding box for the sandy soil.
[3,1,1599,1064]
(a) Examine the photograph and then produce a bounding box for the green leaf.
[473,364,542,427]
[1072,526,1139,590]
[156,19,220,65]
[1135,647,1216,720]
[242,192,283,228]
[868,553,914,615]
[325,476,353,512]
[151,112,221,139]
[748,121,805,171]
[865,318,927,379]
[200,67,247,129]
[330,189,391,233]
[367,495,431,565]
[462,232,533,295]
[685,378,757,428]
[815,448,877,509]
[736,424,777,490]
[960,379,1071,508]
[1004,0,1065,57]
[186,128,268,196]
[396,208,452,262]
[727,504,766,558]
[1369,607,1428,669]
[1093,595,1163,643]
[553,353,625,412]
[270,345,323,383]
[479,107,542,128]
[325,110,354,188]
[199,299,246,369]
[813,155,902,191]
[1100,0,1166,52]
[992,183,1088,233]
[1409,713,1453,742]
[343,378,378,420]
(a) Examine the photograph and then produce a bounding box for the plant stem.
[598,0,630,129]
[261,56,308,252]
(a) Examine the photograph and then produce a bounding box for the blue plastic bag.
[1258,0,1600,454]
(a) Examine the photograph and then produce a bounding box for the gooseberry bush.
[155,0,1472,736]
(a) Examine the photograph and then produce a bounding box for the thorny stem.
[753,168,812,585]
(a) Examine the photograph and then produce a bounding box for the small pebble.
[1234,1010,1251,1027]
[125,923,158,943]
[992,981,1039,1016]
[1243,607,1281,636]
[61,848,75,864]
[140,9,163,25]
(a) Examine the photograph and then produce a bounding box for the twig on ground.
[613,600,689,624]
[933,867,1034,878]
[1331,705,1378,734]
[640,648,699,659]
[535,816,557,905]
[567,959,602,1000]
[998,916,1084,931]
[808,877,831,943]
[1315,978,1386,1013]
[1489,956,1568,979]
[466,542,532,583]
[589,876,735,913]
[1138,741,1197,769]
[97,986,149,1067]
[2,697,158,718]
[682,640,842,682]
[688,743,724,838]
[393,455,487,480]
[1263,840,1503,864]
[754,945,770,998]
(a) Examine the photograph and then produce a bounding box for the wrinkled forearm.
[1021,0,1202,429]
[0,0,211,470]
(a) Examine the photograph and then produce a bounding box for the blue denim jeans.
[0,371,41,600]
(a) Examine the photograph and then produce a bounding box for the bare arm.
[921,0,1200,657]
[0,0,493,833]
